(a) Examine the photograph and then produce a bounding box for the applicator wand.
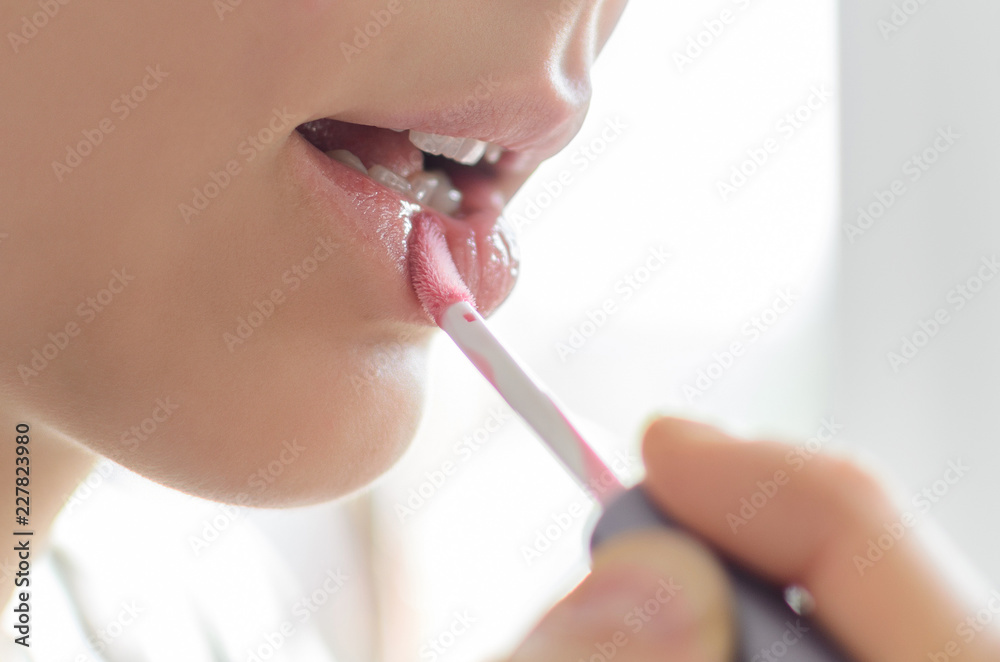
[407,212,851,662]
[408,213,623,505]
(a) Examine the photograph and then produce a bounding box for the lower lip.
[287,132,518,322]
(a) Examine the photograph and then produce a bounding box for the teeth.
[368,165,412,196]
[322,147,466,216]
[408,131,494,166]
[430,185,462,216]
[410,170,462,215]
[408,131,460,157]
[408,171,443,204]
[325,149,367,174]
[452,139,488,165]
[484,144,503,165]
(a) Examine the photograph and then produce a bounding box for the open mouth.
[296,119,507,218]
[291,118,520,320]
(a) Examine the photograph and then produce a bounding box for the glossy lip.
[286,129,519,324]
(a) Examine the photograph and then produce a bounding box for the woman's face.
[0,0,627,506]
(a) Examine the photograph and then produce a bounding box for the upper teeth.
[484,143,503,164]
[408,131,501,166]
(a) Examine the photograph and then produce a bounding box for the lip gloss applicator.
[407,213,625,506]
[407,212,851,662]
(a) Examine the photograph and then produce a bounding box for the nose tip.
[501,66,592,155]
[496,5,599,155]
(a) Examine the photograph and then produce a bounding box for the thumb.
[507,529,735,662]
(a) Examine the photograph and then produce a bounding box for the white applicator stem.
[408,212,624,506]
[438,300,624,507]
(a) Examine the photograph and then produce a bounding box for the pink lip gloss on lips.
[407,210,853,662]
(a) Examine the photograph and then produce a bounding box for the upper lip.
[303,95,589,205]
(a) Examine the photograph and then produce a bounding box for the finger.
[506,528,734,662]
[640,417,1000,662]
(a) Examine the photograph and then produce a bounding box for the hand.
[505,418,1000,662]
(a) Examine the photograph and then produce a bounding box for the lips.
[289,118,519,322]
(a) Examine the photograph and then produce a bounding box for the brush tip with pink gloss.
[407,212,476,324]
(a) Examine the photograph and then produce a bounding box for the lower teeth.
[327,149,367,175]
[368,165,412,196]
[324,149,463,216]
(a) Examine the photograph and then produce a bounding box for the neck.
[1,406,96,612]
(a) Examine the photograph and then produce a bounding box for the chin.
[88,339,432,509]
